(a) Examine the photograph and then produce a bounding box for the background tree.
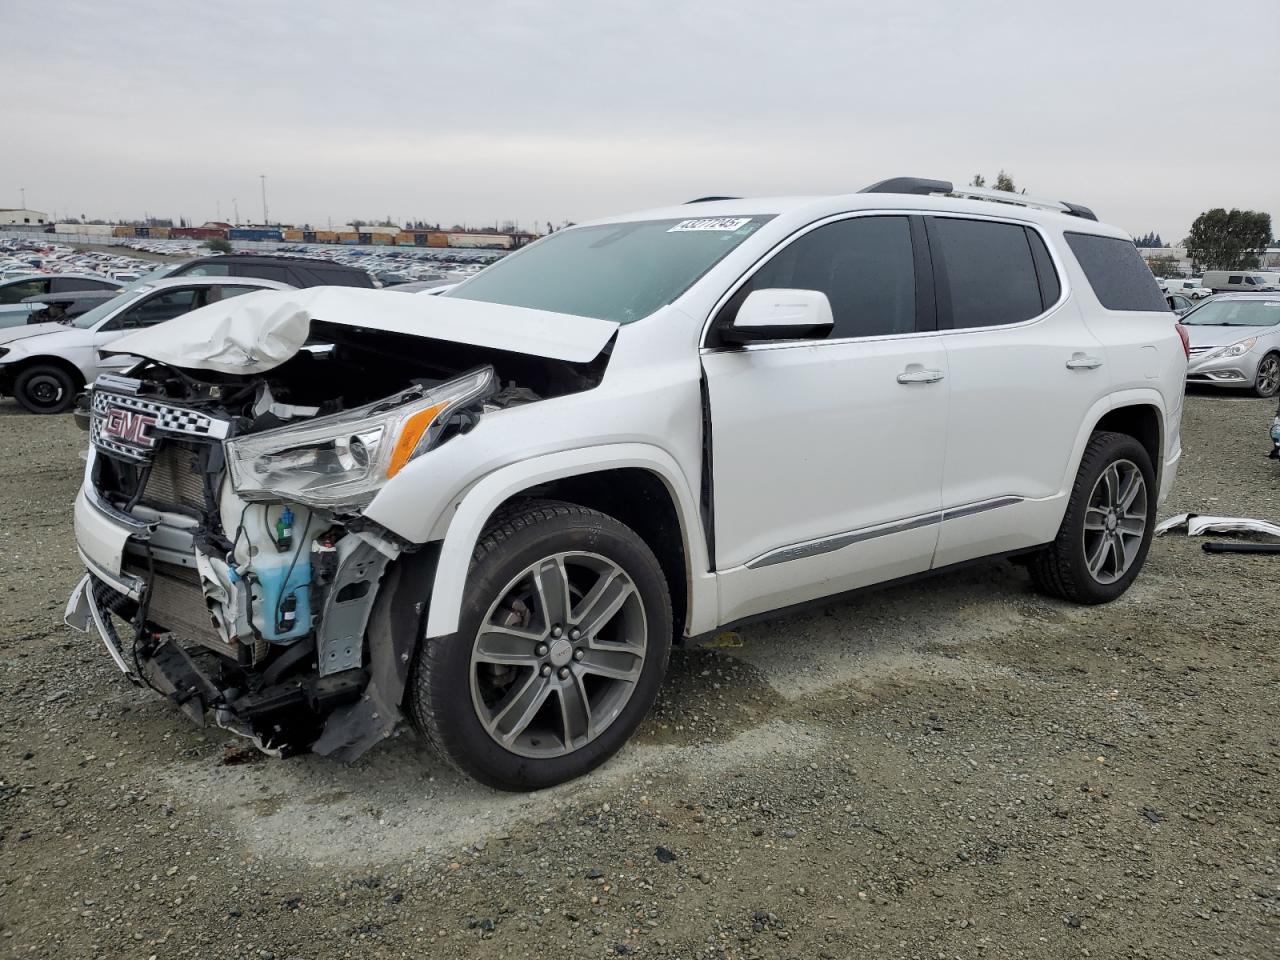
[1133,231,1164,248]
[1185,208,1273,270]
[205,237,233,254]
[969,171,1025,194]
[1146,254,1182,278]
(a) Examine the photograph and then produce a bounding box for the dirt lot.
[1,390,1278,960]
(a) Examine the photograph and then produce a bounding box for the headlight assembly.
[1205,337,1257,361]
[224,366,495,510]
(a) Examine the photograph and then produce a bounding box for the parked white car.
[0,272,119,327]
[66,179,1185,788]
[1162,278,1212,300]
[0,276,290,413]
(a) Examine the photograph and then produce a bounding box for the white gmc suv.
[65,177,1186,789]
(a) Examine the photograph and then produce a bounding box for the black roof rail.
[862,177,1101,221]
[1060,201,1098,222]
[859,177,954,196]
[685,196,741,203]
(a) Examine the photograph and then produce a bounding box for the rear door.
[928,215,1111,567]
[702,213,950,624]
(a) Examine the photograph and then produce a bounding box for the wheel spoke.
[1085,535,1110,576]
[488,671,552,743]
[1101,463,1120,509]
[474,626,543,666]
[1112,532,1130,573]
[1117,468,1143,513]
[572,569,634,639]
[576,646,643,681]
[532,557,572,630]
[557,675,592,747]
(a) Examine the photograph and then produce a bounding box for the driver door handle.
[897,367,945,384]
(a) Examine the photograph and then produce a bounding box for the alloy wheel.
[1256,356,1280,397]
[469,551,647,758]
[1082,459,1148,585]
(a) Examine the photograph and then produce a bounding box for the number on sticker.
[668,217,752,233]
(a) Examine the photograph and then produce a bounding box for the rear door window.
[0,278,50,303]
[112,287,204,328]
[1064,233,1168,311]
[716,215,918,340]
[927,217,1045,328]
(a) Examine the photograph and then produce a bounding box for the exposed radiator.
[142,444,207,512]
[126,560,261,662]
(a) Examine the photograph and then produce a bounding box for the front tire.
[408,500,672,790]
[13,364,77,414]
[1029,432,1156,605]
[1253,352,1280,398]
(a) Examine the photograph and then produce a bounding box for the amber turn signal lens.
[387,402,447,478]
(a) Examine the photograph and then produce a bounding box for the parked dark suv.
[167,254,375,288]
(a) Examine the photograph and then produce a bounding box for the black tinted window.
[930,218,1043,328]
[114,288,204,328]
[1026,229,1061,309]
[1065,233,1167,311]
[0,279,49,303]
[725,216,916,339]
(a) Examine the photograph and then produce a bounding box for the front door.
[702,214,949,624]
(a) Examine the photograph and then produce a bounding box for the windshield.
[1181,298,1280,327]
[446,216,772,323]
[71,289,140,328]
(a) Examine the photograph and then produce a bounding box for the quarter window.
[1228,275,1242,284]
[717,215,917,340]
[0,278,49,303]
[1065,233,1168,312]
[929,218,1045,328]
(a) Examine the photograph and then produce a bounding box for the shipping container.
[447,233,514,250]
[314,231,338,243]
[336,231,359,245]
[282,229,304,242]
[371,234,393,246]
[149,226,171,239]
[427,231,449,247]
[112,225,137,238]
[55,222,114,236]
[395,232,418,246]
[228,228,283,242]
[171,227,227,240]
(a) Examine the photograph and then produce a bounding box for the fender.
[1060,388,1168,495]
[415,443,717,639]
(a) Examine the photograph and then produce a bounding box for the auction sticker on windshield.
[668,217,753,232]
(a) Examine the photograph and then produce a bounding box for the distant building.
[0,208,48,226]
[1140,244,1280,275]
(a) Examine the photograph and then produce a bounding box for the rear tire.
[13,364,77,414]
[408,499,672,790]
[1029,432,1156,605]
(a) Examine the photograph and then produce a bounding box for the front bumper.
[1185,350,1261,388]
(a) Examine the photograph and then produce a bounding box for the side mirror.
[721,288,834,345]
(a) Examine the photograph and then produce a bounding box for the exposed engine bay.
[68,320,608,759]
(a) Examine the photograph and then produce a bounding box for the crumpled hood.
[107,286,620,374]
[0,322,75,346]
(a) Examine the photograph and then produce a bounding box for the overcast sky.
[5,0,1275,240]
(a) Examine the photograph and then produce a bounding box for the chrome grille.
[91,389,231,462]
[1188,345,1215,357]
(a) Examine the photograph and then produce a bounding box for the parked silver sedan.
[1183,294,1280,397]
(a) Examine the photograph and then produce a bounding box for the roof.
[583,180,1126,238]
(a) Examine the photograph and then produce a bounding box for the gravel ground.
[1,389,1278,959]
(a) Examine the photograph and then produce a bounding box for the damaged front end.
[65,346,497,760]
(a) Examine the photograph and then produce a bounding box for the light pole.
[260,174,269,226]
[233,198,240,226]
[20,187,25,209]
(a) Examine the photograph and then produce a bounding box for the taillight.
[1175,322,1191,359]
